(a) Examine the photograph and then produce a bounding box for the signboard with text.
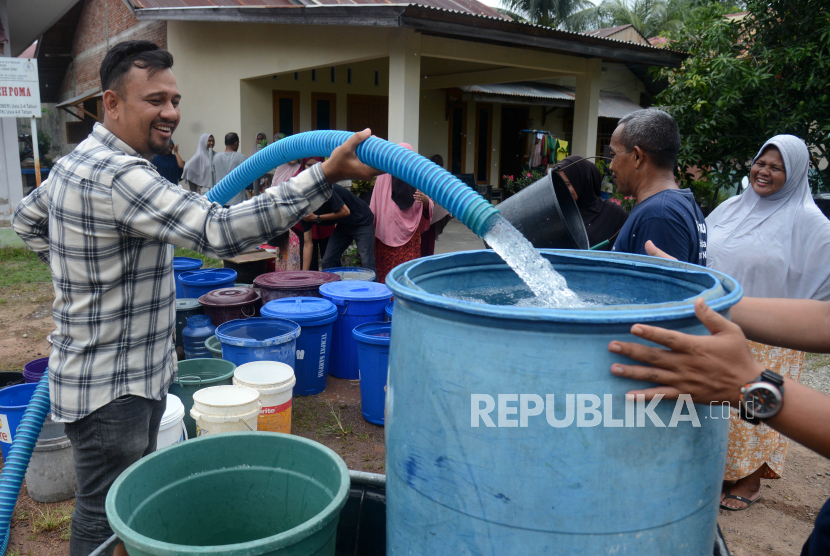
[0,58,41,118]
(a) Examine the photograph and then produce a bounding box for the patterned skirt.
[375,233,421,285]
[723,341,804,481]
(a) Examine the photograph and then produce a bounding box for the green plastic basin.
[169,358,236,440]
[106,432,350,556]
[205,335,223,359]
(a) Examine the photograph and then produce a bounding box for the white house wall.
[167,20,393,159]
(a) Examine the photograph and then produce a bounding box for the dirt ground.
[0,282,827,555]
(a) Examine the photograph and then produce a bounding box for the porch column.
[571,58,602,158]
[388,29,421,151]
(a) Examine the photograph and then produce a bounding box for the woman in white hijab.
[182,133,215,194]
[709,135,830,511]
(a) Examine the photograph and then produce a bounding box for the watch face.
[743,383,783,419]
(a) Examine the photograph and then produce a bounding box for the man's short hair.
[100,41,174,98]
[225,132,239,147]
[616,109,681,170]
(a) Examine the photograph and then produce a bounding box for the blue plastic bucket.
[321,267,377,282]
[319,281,393,380]
[352,322,390,425]
[261,298,338,396]
[0,383,38,460]
[178,268,237,300]
[385,249,743,555]
[215,317,300,368]
[384,301,394,321]
[173,257,203,298]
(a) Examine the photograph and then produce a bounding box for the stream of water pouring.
[482,216,585,308]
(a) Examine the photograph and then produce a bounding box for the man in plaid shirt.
[12,40,377,556]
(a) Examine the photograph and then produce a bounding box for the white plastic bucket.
[189,385,261,437]
[233,361,296,434]
[157,394,187,449]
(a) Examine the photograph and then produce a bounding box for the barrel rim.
[215,317,301,347]
[352,321,392,345]
[105,432,350,555]
[386,249,743,323]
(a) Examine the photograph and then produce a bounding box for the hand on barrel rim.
[321,129,381,185]
[607,297,764,406]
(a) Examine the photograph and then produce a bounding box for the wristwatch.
[316,216,322,225]
[739,370,785,424]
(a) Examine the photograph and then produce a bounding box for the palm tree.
[499,0,593,27]
[565,0,687,37]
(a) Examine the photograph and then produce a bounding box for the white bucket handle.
[181,419,189,441]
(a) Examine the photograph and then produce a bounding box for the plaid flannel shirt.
[12,123,332,422]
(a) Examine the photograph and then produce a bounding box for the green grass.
[0,247,51,287]
[0,245,223,289]
[173,247,223,268]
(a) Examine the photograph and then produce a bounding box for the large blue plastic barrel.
[215,317,300,368]
[178,268,237,299]
[261,297,338,396]
[319,281,392,380]
[385,249,742,555]
[0,383,39,460]
[173,257,203,298]
[353,322,391,425]
[384,301,393,321]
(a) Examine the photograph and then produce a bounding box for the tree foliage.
[655,0,830,199]
[498,0,591,27]
[565,0,687,38]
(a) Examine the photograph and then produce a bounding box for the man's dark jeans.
[321,224,376,271]
[64,395,166,556]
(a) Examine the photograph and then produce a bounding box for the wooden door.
[347,94,388,140]
[474,103,493,184]
[311,93,337,130]
[499,105,529,183]
[273,91,300,136]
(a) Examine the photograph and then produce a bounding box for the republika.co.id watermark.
[471,394,741,428]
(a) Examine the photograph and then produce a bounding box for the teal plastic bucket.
[205,335,223,359]
[385,249,742,555]
[106,432,350,556]
[169,359,236,440]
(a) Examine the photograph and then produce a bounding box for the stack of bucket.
[173,260,396,429]
[0,361,77,503]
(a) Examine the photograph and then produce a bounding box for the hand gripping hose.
[0,372,51,555]
[207,131,501,238]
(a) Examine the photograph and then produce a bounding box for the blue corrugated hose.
[207,131,501,238]
[0,372,51,555]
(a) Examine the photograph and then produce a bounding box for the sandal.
[720,488,761,511]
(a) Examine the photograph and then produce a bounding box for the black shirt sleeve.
[323,189,345,215]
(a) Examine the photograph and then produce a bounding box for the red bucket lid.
[198,287,261,307]
[253,271,341,290]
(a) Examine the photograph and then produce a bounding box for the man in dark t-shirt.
[609,109,707,266]
[303,183,375,271]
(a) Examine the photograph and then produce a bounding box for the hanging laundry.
[531,136,543,167]
[555,139,569,162]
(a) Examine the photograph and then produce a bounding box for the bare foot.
[721,470,763,510]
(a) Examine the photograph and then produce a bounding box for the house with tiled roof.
[30,0,686,195]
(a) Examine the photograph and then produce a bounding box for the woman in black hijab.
[557,155,628,249]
